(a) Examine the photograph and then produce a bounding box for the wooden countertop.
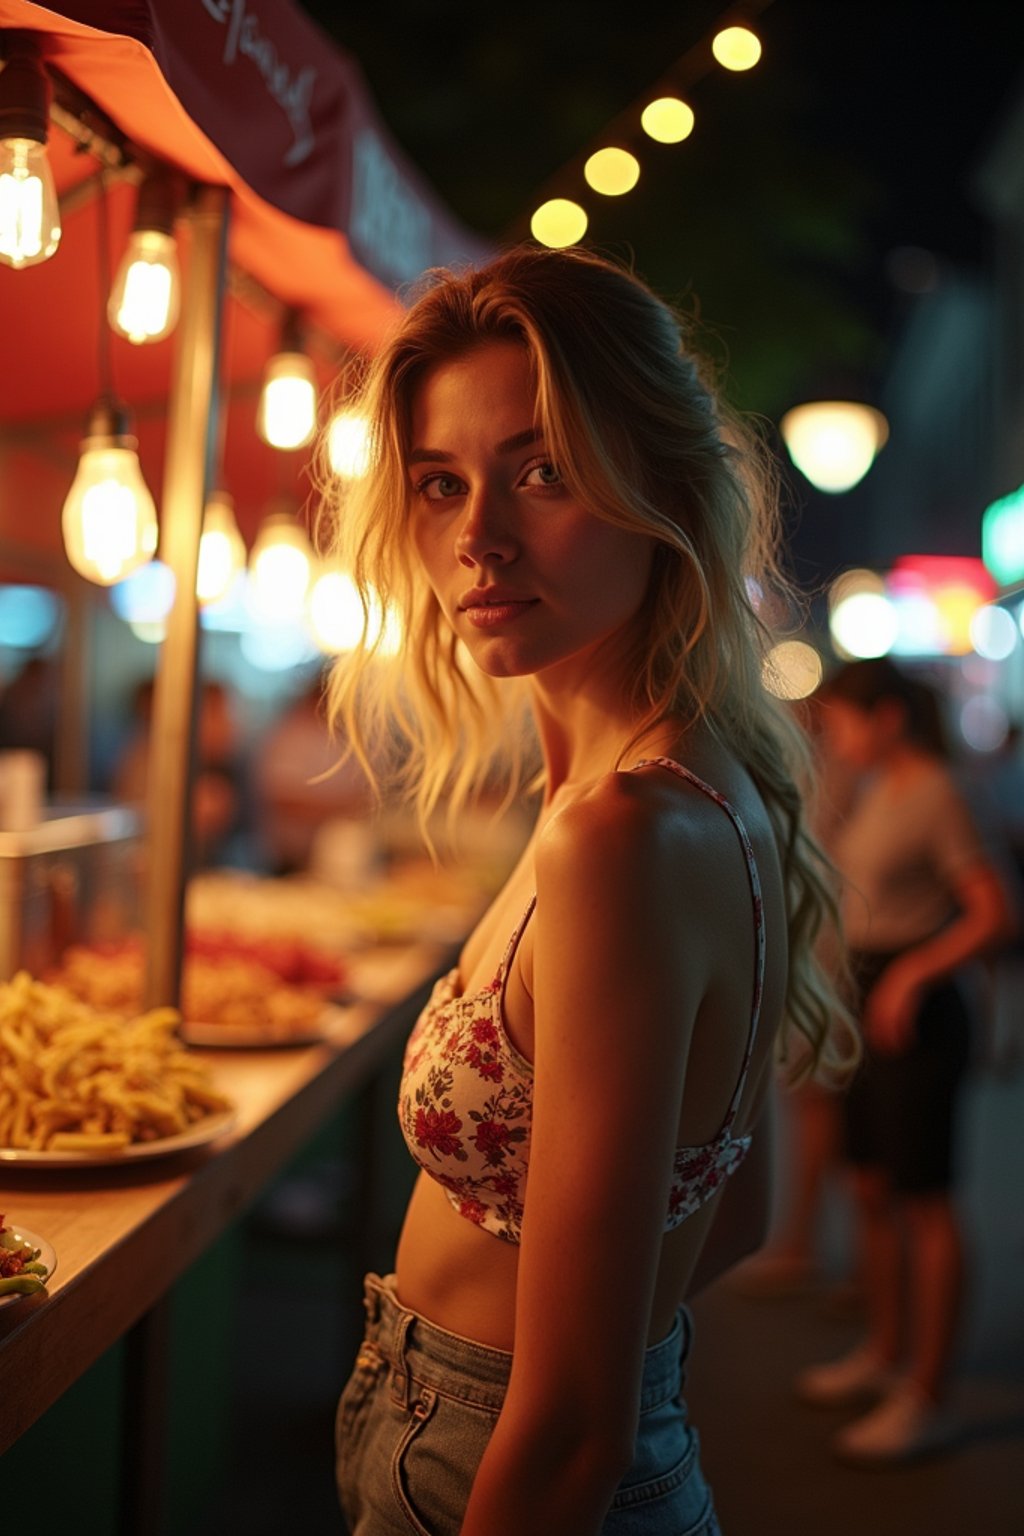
[0,939,450,1454]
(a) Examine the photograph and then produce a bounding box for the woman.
[797,658,1013,1463]
[321,246,857,1534]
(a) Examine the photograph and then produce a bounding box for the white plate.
[0,1225,57,1307]
[0,1110,236,1168]
[180,1004,351,1050]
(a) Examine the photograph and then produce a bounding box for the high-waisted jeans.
[335,1272,721,1535]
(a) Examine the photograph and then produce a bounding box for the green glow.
[982,483,1024,585]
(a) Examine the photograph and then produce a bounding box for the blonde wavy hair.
[317,244,857,1084]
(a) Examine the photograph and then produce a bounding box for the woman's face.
[406,340,653,685]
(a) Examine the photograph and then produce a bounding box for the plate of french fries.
[0,1215,55,1304]
[0,971,235,1165]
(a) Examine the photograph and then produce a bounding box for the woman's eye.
[417,473,465,501]
[522,461,561,489]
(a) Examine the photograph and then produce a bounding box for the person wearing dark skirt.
[797,659,1013,1463]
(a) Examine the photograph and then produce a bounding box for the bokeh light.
[584,147,640,196]
[981,482,1024,587]
[257,354,317,450]
[762,640,823,700]
[829,590,898,659]
[530,199,588,248]
[127,620,166,645]
[248,515,313,623]
[0,585,62,649]
[959,694,1009,753]
[110,560,176,625]
[969,603,1018,661]
[780,402,889,493]
[641,97,695,143]
[327,411,372,479]
[890,589,943,656]
[828,568,885,610]
[711,26,762,71]
[240,620,319,672]
[307,570,365,654]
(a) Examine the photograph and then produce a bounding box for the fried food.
[0,971,231,1153]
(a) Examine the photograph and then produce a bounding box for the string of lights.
[516,1,777,248]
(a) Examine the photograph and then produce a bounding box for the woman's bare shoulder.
[535,766,728,911]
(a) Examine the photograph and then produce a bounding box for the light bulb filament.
[117,259,173,341]
[0,139,57,266]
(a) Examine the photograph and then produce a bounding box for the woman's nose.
[455,487,518,568]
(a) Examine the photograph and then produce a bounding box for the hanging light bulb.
[779,401,889,493]
[108,169,181,343]
[258,315,317,449]
[196,489,246,605]
[0,32,61,269]
[61,397,159,585]
[307,566,364,654]
[247,504,314,621]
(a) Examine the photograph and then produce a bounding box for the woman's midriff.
[394,1174,522,1349]
[393,1170,712,1351]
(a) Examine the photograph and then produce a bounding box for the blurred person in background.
[113,676,248,867]
[796,658,1014,1463]
[322,246,859,1536]
[252,672,377,876]
[0,653,59,792]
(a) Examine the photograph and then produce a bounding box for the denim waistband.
[360,1273,691,1415]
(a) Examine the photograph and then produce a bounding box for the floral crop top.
[398,758,766,1244]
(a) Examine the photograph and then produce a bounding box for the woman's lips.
[462,599,538,628]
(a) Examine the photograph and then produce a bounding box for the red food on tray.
[184,930,347,988]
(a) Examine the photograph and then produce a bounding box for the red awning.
[0,1,490,559]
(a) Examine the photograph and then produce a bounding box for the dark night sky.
[297,0,1024,415]
[297,1,1024,585]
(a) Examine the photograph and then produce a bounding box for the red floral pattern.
[398,757,766,1244]
[399,932,534,1242]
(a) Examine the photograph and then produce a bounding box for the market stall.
[0,3,496,1527]
[0,0,489,987]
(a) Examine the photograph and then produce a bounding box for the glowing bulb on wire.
[0,37,61,268]
[248,510,314,621]
[109,230,180,343]
[197,491,246,605]
[61,401,159,586]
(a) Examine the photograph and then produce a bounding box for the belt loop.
[388,1308,415,1409]
[362,1275,381,1335]
[679,1304,694,1369]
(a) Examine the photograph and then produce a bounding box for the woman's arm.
[865,861,1015,1054]
[459,777,718,1536]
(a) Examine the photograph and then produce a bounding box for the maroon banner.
[38,0,491,285]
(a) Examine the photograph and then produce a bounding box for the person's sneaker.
[795,1345,895,1407]
[833,1379,957,1465]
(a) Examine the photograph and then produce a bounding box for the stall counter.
[0,937,451,1458]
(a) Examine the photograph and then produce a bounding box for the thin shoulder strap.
[493,895,538,987]
[631,756,766,1128]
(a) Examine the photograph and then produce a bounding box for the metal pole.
[142,185,229,1010]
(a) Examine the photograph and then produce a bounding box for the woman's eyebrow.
[406,426,542,467]
[494,426,543,454]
